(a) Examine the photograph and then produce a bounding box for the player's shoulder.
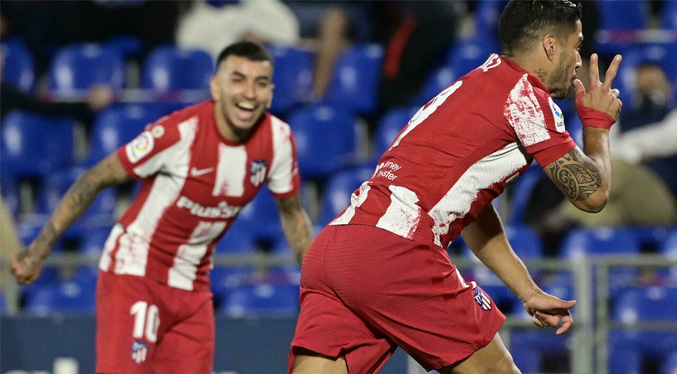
[266,112,293,138]
[150,101,212,133]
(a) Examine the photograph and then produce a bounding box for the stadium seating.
[473,0,508,40]
[1,110,75,178]
[0,38,36,93]
[215,227,257,255]
[83,103,164,167]
[48,43,125,95]
[660,231,677,283]
[267,45,313,115]
[287,104,360,178]
[226,188,283,244]
[24,278,96,315]
[372,106,418,160]
[221,282,299,317]
[141,44,213,91]
[506,165,546,226]
[596,0,650,31]
[318,166,374,225]
[660,351,677,374]
[611,286,677,361]
[323,44,385,115]
[661,1,677,29]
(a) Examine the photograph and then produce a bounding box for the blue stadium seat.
[287,104,360,178]
[215,227,257,255]
[611,286,677,359]
[372,107,418,159]
[412,38,498,107]
[268,45,313,115]
[1,110,75,178]
[507,165,546,225]
[48,43,125,94]
[84,104,163,167]
[609,346,643,374]
[660,230,677,283]
[511,346,542,374]
[25,279,96,315]
[324,44,384,115]
[474,0,509,40]
[227,188,283,243]
[141,45,213,91]
[104,35,143,60]
[596,0,650,31]
[661,1,677,29]
[221,282,299,317]
[318,166,374,225]
[0,38,36,93]
[80,226,115,257]
[660,351,677,374]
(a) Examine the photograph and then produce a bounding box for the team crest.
[250,160,268,187]
[473,285,493,311]
[131,340,149,364]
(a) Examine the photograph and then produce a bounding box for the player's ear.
[210,75,220,101]
[543,34,557,62]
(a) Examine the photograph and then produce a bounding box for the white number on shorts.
[130,301,161,343]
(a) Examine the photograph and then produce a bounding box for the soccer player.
[289,1,622,373]
[10,41,313,374]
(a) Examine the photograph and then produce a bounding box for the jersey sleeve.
[503,75,577,167]
[116,116,187,179]
[267,119,301,199]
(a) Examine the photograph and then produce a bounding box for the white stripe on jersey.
[268,116,296,195]
[168,221,226,290]
[331,182,371,225]
[429,142,528,247]
[504,75,550,147]
[99,224,123,271]
[375,185,421,240]
[112,119,197,276]
[213,144,247,197]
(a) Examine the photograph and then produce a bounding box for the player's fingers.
[573,79,586,95]
[602,54,623,91]
[556,315,574,335]
[589,53,600,85]
[534,311,562,327]
[532,315,546,328]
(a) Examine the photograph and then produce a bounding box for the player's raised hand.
[522,290,576,335]
[575,53,623,121]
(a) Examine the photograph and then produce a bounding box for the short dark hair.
[498,0,582,54]
[215,40,274,72]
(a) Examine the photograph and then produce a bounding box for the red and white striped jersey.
[330,54,576,249]
[99,100,301,291]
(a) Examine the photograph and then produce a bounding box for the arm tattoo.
[548,150,602,201]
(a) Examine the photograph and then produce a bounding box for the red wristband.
[576,92,615,130]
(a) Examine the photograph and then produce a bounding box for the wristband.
[576,92,616,130]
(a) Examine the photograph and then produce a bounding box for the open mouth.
[237,101,256,111]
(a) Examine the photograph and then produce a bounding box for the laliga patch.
[151,125,165,138]
[126,131,154,164]
[473,285,492,311]
[131,340,149,364]
[549,97,566,133]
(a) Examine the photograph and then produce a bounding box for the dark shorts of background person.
[289,224,505,373]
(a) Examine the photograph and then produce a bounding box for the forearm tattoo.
[548,150,602,201]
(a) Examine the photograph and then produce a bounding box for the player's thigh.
[153,297,215,374]
[439,333,520,374]
[96,272,163,374]
[291,350,348,374]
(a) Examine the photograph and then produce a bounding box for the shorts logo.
[126,131,155,163]
[473,286,492,311]
[250,159,268,187]
[549,97,566,133]
[131,340,149,364]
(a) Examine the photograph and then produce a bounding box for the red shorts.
[289,225,505,373]
[96,271,214,374]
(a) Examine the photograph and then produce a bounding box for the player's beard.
[549,53,574,100]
